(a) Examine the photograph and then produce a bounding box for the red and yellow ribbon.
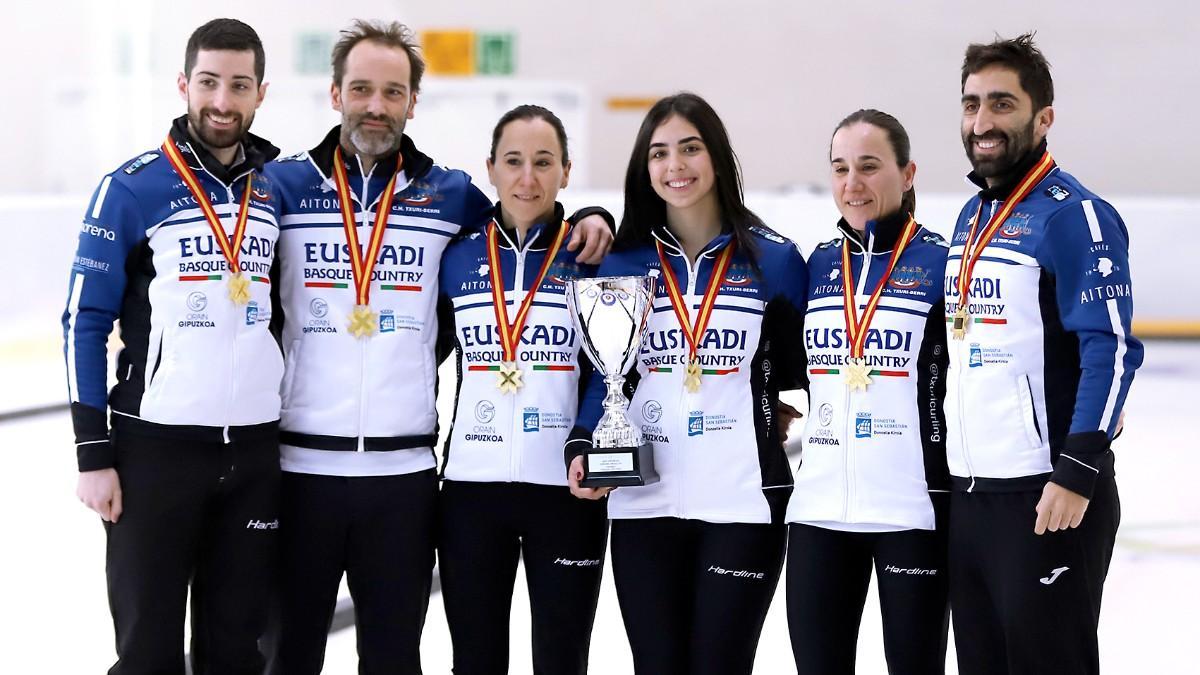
[487,219,569,392]
[840,215,919,390]
[655,240,736,392]
[161,137,254,304]
[331,146,403,308]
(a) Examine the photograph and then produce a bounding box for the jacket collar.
[307,125,433,183]
[836,209,912,254]
[650,224,735,260]
[967,138,1049,201]
[168,115,278,185]
[492,202,568,251]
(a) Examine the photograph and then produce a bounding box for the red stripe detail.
[179,275,218,281]
[977,318,1007,324]
[304,281,343,288]
[872,370,909,377]
[382,285,422,291]
[535,365,576,371]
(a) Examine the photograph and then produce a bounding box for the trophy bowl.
[565,275,660,487]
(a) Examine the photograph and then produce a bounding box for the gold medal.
[840,216,919,390]
[227,273,251,306]
[347,304,377,338]
[496,360,524,394]
[331,146,402,340]
[656,240,736,395]
[952,306,970,340]
[844,358,872,391]
[953,151,1056,340]
[161,136,255,307]
[684,359,703,393]
[486,219,569,394]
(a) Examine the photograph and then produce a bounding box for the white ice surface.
[1,342,1196,673]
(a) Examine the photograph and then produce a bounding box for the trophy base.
[580,442,658,488]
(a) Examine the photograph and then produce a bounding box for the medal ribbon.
[655,240,736,365]
[956,151,1056,303]
[331,146,403,306]
[487,219,570,362]
[162,137,253,277]
[841,215,919,359]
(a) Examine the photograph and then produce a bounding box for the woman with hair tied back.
[784,109,952,674]
[436,105,614,675]
[566,92,809,675]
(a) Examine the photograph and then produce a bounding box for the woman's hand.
[777,401,803,443]
[568,455,614,500]
[566,215,614,264]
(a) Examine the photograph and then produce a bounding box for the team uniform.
[944,143,1143,674]
[570,225,808,675]
[784,212,951,674]
[436,204,609,674]
[264,126,493,675]
[62,116,283,675]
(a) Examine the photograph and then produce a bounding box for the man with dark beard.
[943,34,1143,674]
[65,18,283,675]
[263,20,613,674]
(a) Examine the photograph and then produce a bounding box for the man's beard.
[343,111,405,157]
[963,117,1037,180]
[188,106,253,152]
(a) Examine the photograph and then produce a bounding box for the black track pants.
[609,517,786,675]
[105,429,280,675]
[268,469,438,675]
[949,475,1120,675]
[786,495,950,675]
[437,480,609,675]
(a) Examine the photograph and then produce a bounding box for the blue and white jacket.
[571,225,808,524]
[945,144,1143,497]
[785,212,950,532]
[62,117,283,471]
[266,127,493,477]
[439,204,599,486]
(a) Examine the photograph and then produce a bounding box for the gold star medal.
[684,359,703,393]
[655,240,737,397]
[952,306,970,340]
[331,146,402,341]
[227,272,251,305]
[840,215,920,391]
[485,219,569,395]
[496,360,524,394]
[160,136,255,307]
[348,304,377,338]
[844,358,872,391]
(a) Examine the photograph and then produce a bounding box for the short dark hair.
[489,105,569,166]
[961,32,1054,111]
[831,109,916,218]
[331,19,426,92]
[184,19,265,83]
[615,92,764,262]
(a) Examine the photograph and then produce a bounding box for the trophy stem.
[594,372,640,448]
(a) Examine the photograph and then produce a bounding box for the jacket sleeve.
[62,176,146,471]
[1041,198,1144,498]
[769,242,810,392]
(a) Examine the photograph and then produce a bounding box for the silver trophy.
[565,274,660,487]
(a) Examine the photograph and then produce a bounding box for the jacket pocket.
[1016,373,1043,449]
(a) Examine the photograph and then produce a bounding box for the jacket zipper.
[842,233,873,521]
[355,159,376,452]
[511,236,527,481]
[188,142,252,445]
[956,198,998,490]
